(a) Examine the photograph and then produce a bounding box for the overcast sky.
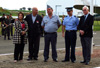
[0,0,48,10]
[0,0,100,11]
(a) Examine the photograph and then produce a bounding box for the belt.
[45,32,57,34]
[66,30,76,32]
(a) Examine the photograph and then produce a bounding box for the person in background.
[13,12,28,63]
[62,15,65,25]
[1,14,5,36]
[25,7,42,61]
[41,14,45,37]
[62,7,79,63]
[0,18,2,37]
[78,6,94,65]
[9,14,13,37]
[41,14,44,18]
[41,5,61,62]
[4,15,11,40]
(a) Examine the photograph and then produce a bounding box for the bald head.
[32,7,38,11]
[32,7,38,16]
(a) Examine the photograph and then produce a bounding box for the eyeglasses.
[82,10,87,11]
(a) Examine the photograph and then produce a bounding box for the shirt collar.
[68,15,74,18]
[32,14,37,17]
[47,14,55,18]
[84,13,89,17]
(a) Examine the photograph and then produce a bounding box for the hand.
[9,24,12,26]
[21,31,26,35]
[80,30,84,35]
[15,19,18,22]
[62,33,65,37]
[6,25,9,27]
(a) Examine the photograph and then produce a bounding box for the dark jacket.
[4,18,11,29]
[78,14,94,38]
[25,14,42,37]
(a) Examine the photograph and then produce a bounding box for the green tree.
[28,8,31,11]
[23,7,26,10]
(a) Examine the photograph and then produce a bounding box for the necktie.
[84,16,86,23]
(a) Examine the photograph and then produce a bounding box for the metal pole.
[55,5,62,15]
[90,0,94,54]
[55,5,57,15]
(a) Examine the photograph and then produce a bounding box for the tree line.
[20,7,32,11]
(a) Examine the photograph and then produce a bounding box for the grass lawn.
[94,21,100,31]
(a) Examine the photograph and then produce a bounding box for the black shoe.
[80,61,86,63]
[34,57,38,60]
[27,58,32,61]
[8,38,11,40]
[72,61,76,63]
[62,60,69,62]
[44,59,47,62]
[53,59,58,62]
[85,62,89,65]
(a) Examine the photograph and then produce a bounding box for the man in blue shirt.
[41,5,61,62]
[62,7,79,63]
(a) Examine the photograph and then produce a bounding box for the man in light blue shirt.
[41,15,61,33]
[41,5,61,62]
[62,7,79,63]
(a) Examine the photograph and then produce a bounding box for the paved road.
[0,31,99,54]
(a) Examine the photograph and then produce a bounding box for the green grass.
[0,7,46,16]
[57,26,62,32]
[8,10,46,16]
[93,21,100,31]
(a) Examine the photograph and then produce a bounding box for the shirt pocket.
[72,20,76,26]
[44,20,49,24]
[64,20,69,25]
[52,19,57,23]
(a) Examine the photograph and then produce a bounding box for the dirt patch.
[0,46,100,68]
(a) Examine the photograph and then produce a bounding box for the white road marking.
[0,46,99,56]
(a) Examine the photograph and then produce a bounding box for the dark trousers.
[80,37,92,62]
[4,28,10,39]
[28,35,40,59]
[41,28,44,36]
[65,31,77,61]
[2,28,5,35]
[44,33,57,60]
[10,26,13,36]
[14,36,25,60]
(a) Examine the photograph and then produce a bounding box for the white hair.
[82,6,89,10]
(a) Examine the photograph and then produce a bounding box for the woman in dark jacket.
[13,12,28,63]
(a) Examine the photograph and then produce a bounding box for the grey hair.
[82,6,89,10]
